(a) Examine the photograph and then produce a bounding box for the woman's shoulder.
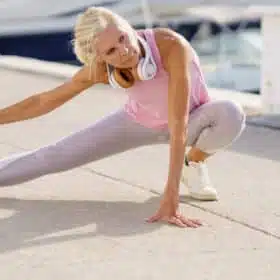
[150,28,193,67]
[153,27,187,40]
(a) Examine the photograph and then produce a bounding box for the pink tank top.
[124,29,211,129]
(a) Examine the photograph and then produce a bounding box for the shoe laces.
[190,161,211,188]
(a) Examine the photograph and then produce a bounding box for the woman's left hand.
[146,192,203,228]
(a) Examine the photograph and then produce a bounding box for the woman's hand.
[146,189,203,228]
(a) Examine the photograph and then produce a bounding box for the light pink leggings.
[0,100,245,186]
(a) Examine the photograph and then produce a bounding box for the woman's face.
[94,24,140,68]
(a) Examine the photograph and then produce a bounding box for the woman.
[0,7,245,228]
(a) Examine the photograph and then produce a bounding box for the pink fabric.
[124,29,211,129]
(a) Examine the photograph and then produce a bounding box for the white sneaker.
[181,161,218,201]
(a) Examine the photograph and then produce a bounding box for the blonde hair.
[72,6,134,66]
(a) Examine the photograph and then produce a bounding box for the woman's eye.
[107,47,116,55]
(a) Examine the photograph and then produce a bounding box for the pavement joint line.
[1,142,279,240]
[85,167,280,240]
[246,121,280,131]
[83,167,161,196]
[186,202,280,240]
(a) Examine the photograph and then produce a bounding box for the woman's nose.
[119,45,129,56]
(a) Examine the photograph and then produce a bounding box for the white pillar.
[141,0,153,28]
[261,11,280,114]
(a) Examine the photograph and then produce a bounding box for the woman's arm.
[157,29,191,195]
[146,29,200,228]
[0,64,106,125]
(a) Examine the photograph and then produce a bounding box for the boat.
[0,1,261,64]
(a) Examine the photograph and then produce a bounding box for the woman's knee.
[215,100,246,137]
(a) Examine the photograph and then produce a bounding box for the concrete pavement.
[0,63,279,280]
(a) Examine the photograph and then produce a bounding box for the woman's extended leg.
[0,109,168,186]
[182,100,246,200]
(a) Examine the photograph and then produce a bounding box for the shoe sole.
[188,192,218,201]
[181,174,218,201]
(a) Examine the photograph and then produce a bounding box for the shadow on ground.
[0,196,164,253]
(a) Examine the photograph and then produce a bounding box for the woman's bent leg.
[187,100,246,154]
[182,100,246,200]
